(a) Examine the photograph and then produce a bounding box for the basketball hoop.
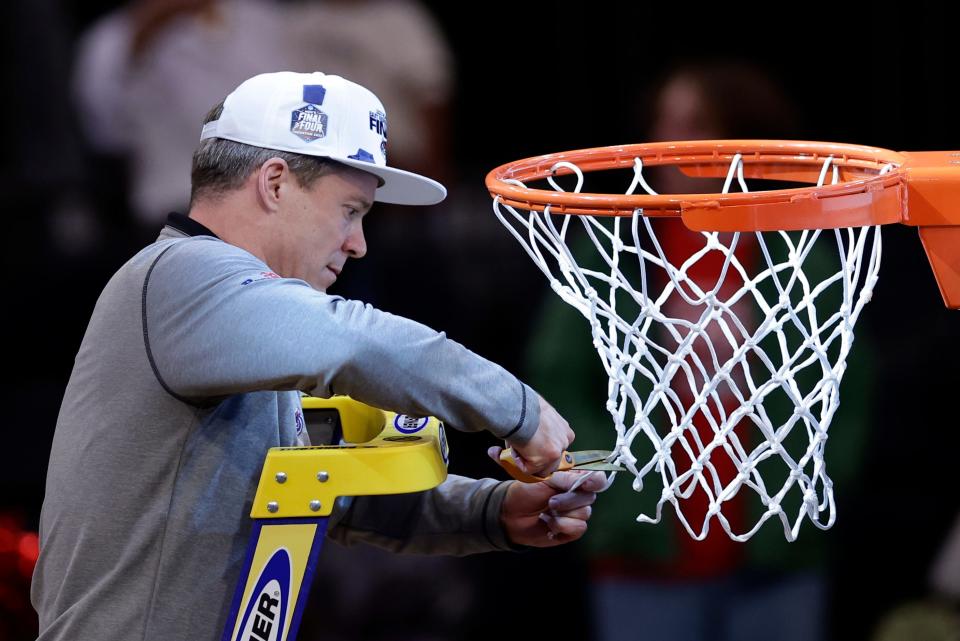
[486,140,960,541]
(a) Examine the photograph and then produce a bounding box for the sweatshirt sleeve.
[143,237,539,442]
[327,475,520,555]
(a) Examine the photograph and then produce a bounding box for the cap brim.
[335,158,447,206]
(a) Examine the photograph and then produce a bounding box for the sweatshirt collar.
[165,212,219,239]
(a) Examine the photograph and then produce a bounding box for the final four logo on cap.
[290,85,328,142]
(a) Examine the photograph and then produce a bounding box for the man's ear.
[256,157,291,213]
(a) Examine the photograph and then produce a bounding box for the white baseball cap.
[200,71,446,206]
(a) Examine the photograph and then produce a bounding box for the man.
[32,71,603,640]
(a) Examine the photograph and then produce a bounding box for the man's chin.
[323,267,339,289]
[309,268,338,292]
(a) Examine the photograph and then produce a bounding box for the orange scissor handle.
[497,449,578,483]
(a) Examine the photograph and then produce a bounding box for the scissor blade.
[568,450,618,466]
[574,462,625,472]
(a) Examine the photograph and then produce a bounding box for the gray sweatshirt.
[31,217,539,641]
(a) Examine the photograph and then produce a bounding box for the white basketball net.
[493,154,889,541]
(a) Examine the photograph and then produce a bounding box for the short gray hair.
[190,101,344,204]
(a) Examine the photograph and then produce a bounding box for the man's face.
[271,166,378,292]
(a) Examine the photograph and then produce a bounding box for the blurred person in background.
[524,59,875,641]
[72,0,453,241]
[72,0,297,239]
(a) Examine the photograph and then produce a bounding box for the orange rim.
[486,140,913,231]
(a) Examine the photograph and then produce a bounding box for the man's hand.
[490,446,607,547]
[506,395,574,478]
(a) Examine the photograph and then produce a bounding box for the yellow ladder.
[222,396,448,641]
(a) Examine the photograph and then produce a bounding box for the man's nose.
[345,221,367,259]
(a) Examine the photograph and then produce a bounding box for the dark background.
[2,1,958,640]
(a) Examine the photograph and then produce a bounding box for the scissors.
[498,448,624,483]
